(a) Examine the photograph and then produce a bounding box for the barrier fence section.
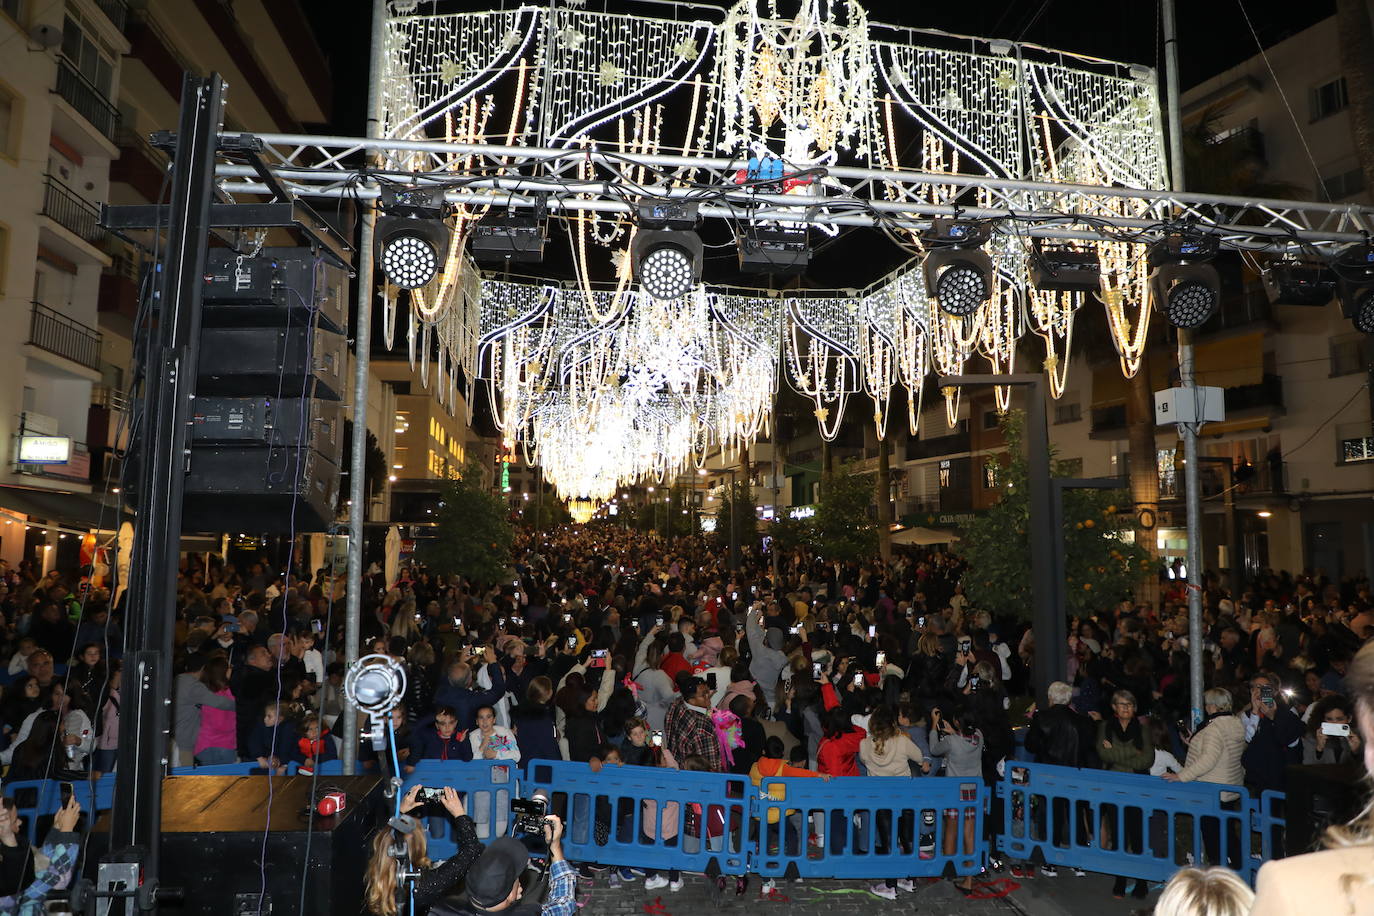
[2,762,1290,883]
[1254,790,1287,881]
[6,774,116,845]
[998,763,1256,884]
[401,760,518,860]
[522,760,752,876]
[754,775,986,880]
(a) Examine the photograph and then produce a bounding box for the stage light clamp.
[637,198,699,231]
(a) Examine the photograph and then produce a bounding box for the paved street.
[575,868,1160,916]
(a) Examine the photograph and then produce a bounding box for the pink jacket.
[194,688,237,754]
[96,689,120,751]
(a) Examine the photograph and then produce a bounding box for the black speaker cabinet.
[183,444,339,533]
[89,775,383,915]
[192,396,345,467]
[202,247,348,334]
[198,325,345,401]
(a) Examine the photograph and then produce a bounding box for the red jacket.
[660,652,691,685]
[817,727,866,777]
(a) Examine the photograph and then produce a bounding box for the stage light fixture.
[1261,259,1335,306]
[375,186,449,289]
[632,198,703,300]
[471,196,548,264]
[1333,244,1374,333]
[1028,242,1101,292]
[737,225,810,276]
[1148,231,1221,329]
[922,219,994,317]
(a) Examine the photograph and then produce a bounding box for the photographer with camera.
[364,786,480,916]
[449,814,575,916]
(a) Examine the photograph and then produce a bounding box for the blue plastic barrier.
[5,775,116,845]
[753,775,986,879]
[999,763,1251,883]
[400,760,519,860]
[522,760,751,876]
[1252,790,1286,881]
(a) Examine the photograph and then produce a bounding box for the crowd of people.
[0,519,1369,910]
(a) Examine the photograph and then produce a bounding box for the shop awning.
[0,485,127,530]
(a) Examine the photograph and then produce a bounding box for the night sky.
[302,0,1337,136]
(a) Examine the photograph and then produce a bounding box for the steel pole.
[341,0,388,776]
[1161,0,1206,729]
[107,74,224,913]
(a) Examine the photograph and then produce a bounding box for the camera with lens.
[512,795,549,835]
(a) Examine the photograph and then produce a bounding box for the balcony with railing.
[41,176,106,250]
[54,57,120,144]
[99,241,142,322]
[92,0,128,31]
[28,303,103,372]
[111,126,169,202]
[906,431,971,461]
[88,385,130,453]
[1223,373,1284,414]
[1090,403,1128,438]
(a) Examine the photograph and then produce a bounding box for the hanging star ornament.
[388,0,418,13]
[558,27,586,50]
[993,70,1017,92]
[673,36,699,60]
[500,28,523,52]
[814,407,830,423]
[439,58,461,84]
[597,60,626,87]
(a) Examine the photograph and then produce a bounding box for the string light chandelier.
[369,0,1182,499]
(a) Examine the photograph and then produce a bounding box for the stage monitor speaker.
[201,246,348,333]
[88,775,383,916]
[192,396,345,467]
[183,444,339,533]
[198,325,346,401]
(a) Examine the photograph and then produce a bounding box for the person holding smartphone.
[745,606,788,716]
[1301,696,1361,765]
[631,625,676,732]
[1240,674,1305,795]
[0,795,81,914]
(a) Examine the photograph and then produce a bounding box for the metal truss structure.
[217,134,1374,254]
[196,0,1374,498]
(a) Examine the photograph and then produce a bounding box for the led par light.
[634,229,703,300]
[922,219,993,317]
[1261,260,1335,306]
[1148,231,1221,329]
[375,186,449,290]
[1334,244,1374,334]
[1028,243,1101,292]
